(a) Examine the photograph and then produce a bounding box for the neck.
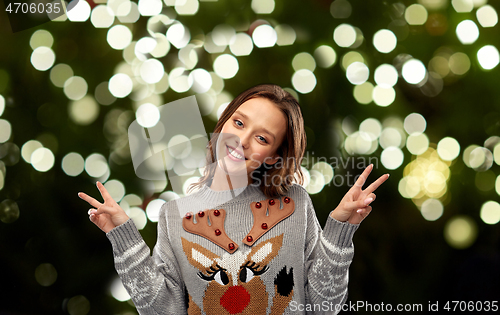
[209,162,252,192]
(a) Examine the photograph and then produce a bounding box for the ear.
[181,237,220,271]
[264,153,281,166]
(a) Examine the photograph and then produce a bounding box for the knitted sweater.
[106,182,359,315]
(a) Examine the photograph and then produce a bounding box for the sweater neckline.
[192,181,264,207]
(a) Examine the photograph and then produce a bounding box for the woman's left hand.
[330,164,389,224]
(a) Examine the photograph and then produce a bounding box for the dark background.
[1,0,499,314]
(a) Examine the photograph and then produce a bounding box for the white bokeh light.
[213,54,239,79]
[346,62,369,85]
[381,146,404,170]
[477,45,500,70]
[109,73,133,98]
[292,69,317,94]
[402,59,427,84]
[107,25,133,50]
[140,59,165,84]
[136,103,160,128]
[138,0,163,16]
[374,64,398,87]
[456,20,479,44]
[373,29,397,53]
[31,148,55,172]
[67,0,91,22]
[252,24,277,48]
[333,24,356,48]
[31,47,56,71]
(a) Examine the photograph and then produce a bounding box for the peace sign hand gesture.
[78,181,130,233]
[330,164,389,225]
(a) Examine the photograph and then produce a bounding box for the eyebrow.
[234,110,276,141]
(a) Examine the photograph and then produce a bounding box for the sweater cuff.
[322,215,359,247]
[105,218,144,253]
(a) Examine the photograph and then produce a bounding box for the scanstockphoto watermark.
[253,153,380,188]
[289,300,424,313]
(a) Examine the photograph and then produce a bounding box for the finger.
[362,193,376,205]
[363,173,390,195]
[352,164,374,189]
[78,192,103,209]
[92,205,115,216]
[96,181,114,202]
[356,205,372,215]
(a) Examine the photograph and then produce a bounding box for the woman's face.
[216,97,287,180]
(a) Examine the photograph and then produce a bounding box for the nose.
[234,130,250,150]
[220,285,250,314]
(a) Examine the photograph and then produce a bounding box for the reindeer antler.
[182,209,239,254]
[243,196,295,246]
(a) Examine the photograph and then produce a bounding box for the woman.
[78,84,388,314]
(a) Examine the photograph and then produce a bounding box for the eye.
[257,135,268,143]
[234,119,243,127]
[214,269,230,285]
[239,267,255,283]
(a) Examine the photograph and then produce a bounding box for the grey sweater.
[106,182,359,315]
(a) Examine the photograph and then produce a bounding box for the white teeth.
[228,146,244,160]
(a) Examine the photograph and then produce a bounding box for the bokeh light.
[333,24,356,48]
[476,5,498,27]
[64,76,88,101]
[0,119,12,143]
[69,95,99,125]
[444,215,477,249]
[21,140,43,163]
[109,73,133,98]
[31,47,55,71]
[136,103,160,128]
[62,152,85,177]
[405,4,428,25]
[251,0,275,14]
[346,62,369,85]
[456,20,479,44]
[480,201,500,224]
[66,0,91,22]
[145,199,166,222]
[213,54,239,79]
[30,30,54,49]
[107,25,133,50]
[420,198,444,221]
[437,137,460,161]
[477,45,500,70]
[35,263,57,286]
[404,113,426,135]
[110,277,130,302]
[292,69,317,94]
[252,24,277,48]
[31,148,55,172]
[314,45,337,68]
[0,199,20,223]
[103,179,126,202]
[381,146,404,170]
[373,29,397,53]
[374,64,398,87]
[402,59,427,84]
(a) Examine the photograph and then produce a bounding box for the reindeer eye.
[239,267,255,283]
[214,270,229,285]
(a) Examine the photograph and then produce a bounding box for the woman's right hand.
[78,181,130,233]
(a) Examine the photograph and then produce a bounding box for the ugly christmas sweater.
[106,182,359,315]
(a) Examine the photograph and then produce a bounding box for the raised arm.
[78,183,187,314]
[304,164,389,314]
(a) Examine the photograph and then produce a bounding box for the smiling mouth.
[226,144,247,160]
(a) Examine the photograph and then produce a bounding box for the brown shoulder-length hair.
[187,84,307,198]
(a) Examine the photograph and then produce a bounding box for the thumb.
[91,205,115,216]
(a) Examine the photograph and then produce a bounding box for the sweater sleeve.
[303,193,359,315]
[105,204,187,314]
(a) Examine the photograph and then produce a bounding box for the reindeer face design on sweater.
[181,234,294,315]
